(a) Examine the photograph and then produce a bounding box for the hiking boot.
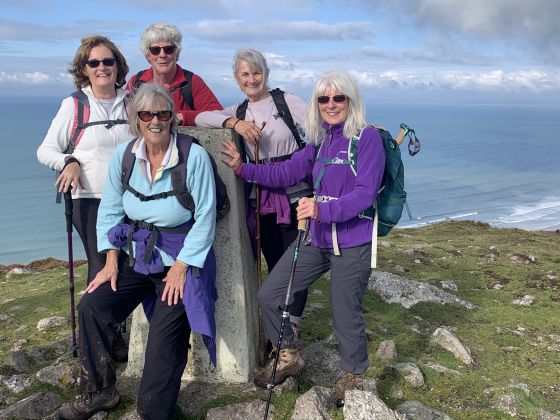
[334,372,363,407]
[291,322,302,349]
[112,328,128,363]
[253,347,304,388]
[58,386,120,420]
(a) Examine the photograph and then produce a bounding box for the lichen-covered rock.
[375,340,397,360]
[300,342,344,387]
[36,363,79,388]
[395,400,453,419]
[37,316,67,331]
[343,391,398,419]
[290,386,332,420]
[206,399,274,419]
[0,391,61,419]
[390,363,425,388]
[6,350,30,373]
[493,393,518,417]
[431,327,474,365]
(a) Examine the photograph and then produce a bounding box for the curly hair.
[67,35,128,90]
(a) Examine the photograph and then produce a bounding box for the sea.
[1,96,559,264]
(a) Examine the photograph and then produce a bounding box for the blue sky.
[1,0,559,104]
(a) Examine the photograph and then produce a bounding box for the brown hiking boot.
[334,372,364,407]
[58,386,120,419]
[253,347,304,388]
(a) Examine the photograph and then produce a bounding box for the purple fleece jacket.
[239,122,385,249]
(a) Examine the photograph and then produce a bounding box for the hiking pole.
[264,218,309,420]
[63,191,78,357]
[255,122,266,367]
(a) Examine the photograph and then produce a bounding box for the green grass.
[1,221,559,418]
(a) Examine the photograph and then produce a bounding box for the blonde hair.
[304,71,367,144]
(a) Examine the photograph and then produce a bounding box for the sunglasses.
[138,111,173,122]
[317,94,347,104]
[86,58,116,68]
[149,45,176,55]
[397,123,422,156]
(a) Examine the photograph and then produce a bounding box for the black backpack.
[121,133,230,220]
[235,88,304,160]
[134,69,194,110]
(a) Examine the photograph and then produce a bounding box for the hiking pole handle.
[297,218,308,232]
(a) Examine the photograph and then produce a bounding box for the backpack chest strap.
[313,157,354,190]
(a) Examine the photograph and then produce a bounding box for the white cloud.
[186,20,374,41]
[0,71,69,85]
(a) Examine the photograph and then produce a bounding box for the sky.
[1,0,559,105]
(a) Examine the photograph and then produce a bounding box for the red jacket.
[126,65,223,126]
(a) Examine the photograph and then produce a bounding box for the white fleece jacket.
[37,86,133,199]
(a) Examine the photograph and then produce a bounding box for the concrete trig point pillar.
[123,128,259,383]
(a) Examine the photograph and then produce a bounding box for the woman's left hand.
[162,260,189,306]
[297,197,319,220]
[221,139,243,171]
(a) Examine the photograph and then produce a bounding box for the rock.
[2,374,34,393]
[368,271,477,310]
[27,346,47,362]
[363,377,378,395]
[431,327,474,365]
[493,393,518,417]
[120,410,142,420]
[302,302,324,318]
[36,363,79,388]
[375,340,397,360]
[323,334,338,346]
[206,399,274,419]
[273,376,298,395]
[423,361,462,375]
[390,363,425,388]
[300,342,344,387]
[311,289,323,295]
[290,386,332,420]
[512,295,535,306]
[5,267,34,278]
[392,389,404,400]
[89,412,108,419]
[37,316,67,331]
[538,409,560,420]
[507,381,530,397]
[0,314,10,322]
[440,281,458,292]
[0,391,61,419]
[343,391,398,419]
[395,400,452,419]
[6,350,30,373]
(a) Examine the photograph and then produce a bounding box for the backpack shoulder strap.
[134,70,147,89]
[179,69,195,110]
[121,139,138,192]
[234,99,250,161]
[270,88,304,149]
[68,90,90,153]
[171,133,195,213]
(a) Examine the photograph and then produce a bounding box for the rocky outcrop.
[368,271,477,309]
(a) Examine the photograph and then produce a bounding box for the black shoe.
[58,386,120,420]
[112,329,128,363]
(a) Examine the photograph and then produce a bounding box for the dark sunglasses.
[149,45,176,55]
[86,58,116,68]
[138,111,173,122]
[317,94,347,104]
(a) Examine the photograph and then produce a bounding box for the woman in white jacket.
[37,35,132,283]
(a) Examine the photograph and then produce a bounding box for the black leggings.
[259,203,308,318]
[71,198,105,284]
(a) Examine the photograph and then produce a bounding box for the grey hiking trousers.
[257,240,372,374]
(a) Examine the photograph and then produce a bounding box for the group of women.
[37,21,385,420]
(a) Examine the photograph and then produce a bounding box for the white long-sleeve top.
[37,86,133,199]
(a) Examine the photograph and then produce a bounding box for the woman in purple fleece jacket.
[221,71,385,406]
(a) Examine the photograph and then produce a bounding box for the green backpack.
[315,123,419,268]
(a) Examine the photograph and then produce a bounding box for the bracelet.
[63,157,80,169]
[232,119,240,130]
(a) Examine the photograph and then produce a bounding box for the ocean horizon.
[1,96,559,264]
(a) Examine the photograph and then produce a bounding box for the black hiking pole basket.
[63,191,78,357]
[264,218,309,420]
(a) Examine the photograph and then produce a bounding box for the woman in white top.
[37,35,132,283]
[196,48,311,340]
